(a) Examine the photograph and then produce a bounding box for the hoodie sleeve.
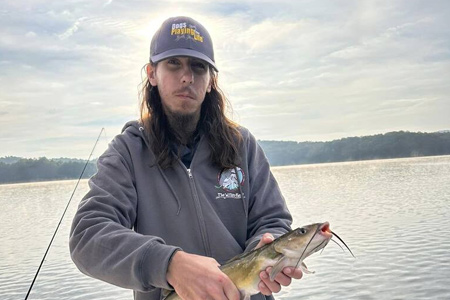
[69,138,180,292]
[242,129,293,252]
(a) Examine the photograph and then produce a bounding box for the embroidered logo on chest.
[216,167,245,192]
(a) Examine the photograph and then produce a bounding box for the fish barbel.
[164,222,351,300]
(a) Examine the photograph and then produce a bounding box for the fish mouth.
[294,222,355,272]
[294,222,332,269]
[319,222,332,239]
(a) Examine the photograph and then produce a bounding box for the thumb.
[254,233,275,250]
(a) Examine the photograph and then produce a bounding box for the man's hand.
[167,251,240,300]
[255,233,303,296]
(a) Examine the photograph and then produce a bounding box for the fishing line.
[24,127,105,300]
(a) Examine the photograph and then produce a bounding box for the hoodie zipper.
[183,166,212,257]
[138,124,211,255]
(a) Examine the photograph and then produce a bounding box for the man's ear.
[147,63,157,86]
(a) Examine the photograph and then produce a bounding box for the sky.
[1,0,449,159]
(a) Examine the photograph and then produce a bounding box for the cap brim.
[150,48,218,72]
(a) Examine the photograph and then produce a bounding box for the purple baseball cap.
[150,16,218,71]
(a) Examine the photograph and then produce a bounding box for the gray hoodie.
[69,121,292,300]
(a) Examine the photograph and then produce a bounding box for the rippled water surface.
[1,156,450,299]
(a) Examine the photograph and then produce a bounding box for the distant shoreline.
[258,131,450,167]
[2,130,450,184]
[0,177,89,186]
[0,157,96,185]
[2,154,449,186]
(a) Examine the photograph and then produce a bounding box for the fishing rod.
[24,127,106,300]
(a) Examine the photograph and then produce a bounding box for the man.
[70,16,302,300]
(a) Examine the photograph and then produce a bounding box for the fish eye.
[298,227,306,234]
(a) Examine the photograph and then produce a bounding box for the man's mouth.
[176,93,194,99]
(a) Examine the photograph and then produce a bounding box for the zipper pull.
[187,168,193,178]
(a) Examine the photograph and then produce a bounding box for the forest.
[1,131,449,184]
[0,157,97,184]
[259,130,450,166]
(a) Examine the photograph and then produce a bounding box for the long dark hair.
[139,64,242,169]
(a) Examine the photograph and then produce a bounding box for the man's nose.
[181,65,194,85]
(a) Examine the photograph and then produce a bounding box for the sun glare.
[136,11,220,43]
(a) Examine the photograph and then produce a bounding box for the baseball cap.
[150,16,218,71]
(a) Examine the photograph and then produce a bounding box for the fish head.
[274,222,332,259]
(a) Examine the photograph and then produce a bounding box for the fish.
[163,222,353,300]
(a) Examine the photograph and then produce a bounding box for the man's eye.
[192,62,206,70]
[167,59,180,65]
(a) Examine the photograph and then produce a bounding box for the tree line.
[259,131,450,166]
[0,157,97,184]
[1,131,449,184]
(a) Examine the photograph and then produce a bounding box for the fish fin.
[269,256,289,281]
[301,262,315,274]
[241,293,251,300]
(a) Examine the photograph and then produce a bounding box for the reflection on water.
[1,156,450,299]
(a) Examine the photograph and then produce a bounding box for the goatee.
[164,109,200,145]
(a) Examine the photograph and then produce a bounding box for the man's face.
[148,56,212,119]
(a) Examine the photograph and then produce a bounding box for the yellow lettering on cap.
[193,31,204,42]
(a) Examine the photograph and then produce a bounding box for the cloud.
[0,0,449,158]
[58,17,87,40]
[236,20,303,51]
[103,0,113,7]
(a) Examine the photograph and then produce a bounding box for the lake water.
[1,155,450,300]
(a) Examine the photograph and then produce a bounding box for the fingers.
[194,275,239,300]
[203,285,231,300]
[201,269,240,300]
[220,272,240,300]
[258,266,303,296]
[259,269,281,295]
[167,252,240,300]
[258,280,275,296]
[223,279,241,300]
[283,267,303,280]
[262,267,291,288]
